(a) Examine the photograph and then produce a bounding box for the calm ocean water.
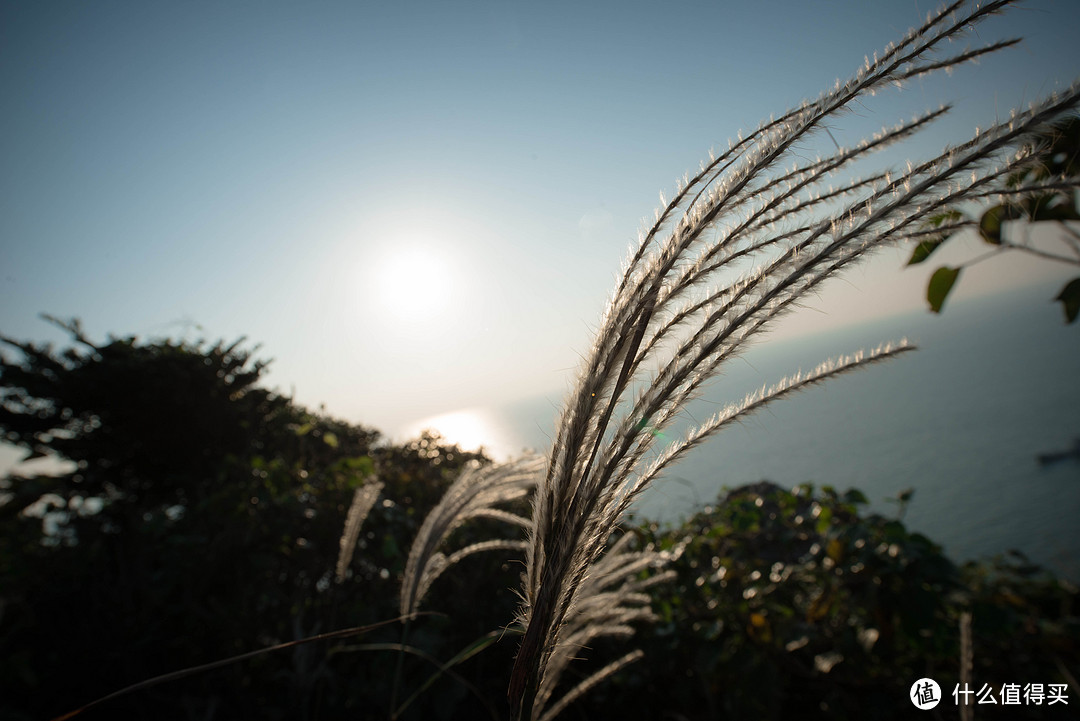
[409,284,1080,580]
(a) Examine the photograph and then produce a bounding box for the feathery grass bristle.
[508,2,1080,719]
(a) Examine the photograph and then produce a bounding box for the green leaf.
[842,489,868,505]
[815,506,833,534]
[978,205,1008,244]
[342,455,374,474]
[926,209,964,227]
[1054,277,1080,324]
[907,235,946,265]
[322,431,339,448]
[927,266,960,314]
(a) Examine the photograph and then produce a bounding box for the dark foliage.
[582,483,1079,721]
[0,320,512,721]
[1,322,1075,720]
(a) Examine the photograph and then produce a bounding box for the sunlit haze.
[370,245,455,323]
[2,0,1079,454]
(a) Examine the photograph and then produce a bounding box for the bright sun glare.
[419,410,492,451]
[402,408,524,459]
[376,247,451,321]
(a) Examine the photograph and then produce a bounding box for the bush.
[576,482,1080,721]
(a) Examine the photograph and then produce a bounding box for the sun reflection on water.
[402,407,533,461]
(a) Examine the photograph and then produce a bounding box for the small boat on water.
[1037,437,1080,466]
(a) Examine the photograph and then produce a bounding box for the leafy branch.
[907,115,1080,320]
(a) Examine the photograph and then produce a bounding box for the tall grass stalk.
[335,478,384,584]
[391,455,543,717]
[399,455,544,620]
[506,2,1080,718]
[530,531,674,721]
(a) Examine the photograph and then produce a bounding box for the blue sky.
[3,0,1079,444]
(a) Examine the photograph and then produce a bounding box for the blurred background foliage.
[603,485,1079,720]
[0,323,1076,720]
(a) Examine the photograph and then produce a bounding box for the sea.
[405,283,1080,581]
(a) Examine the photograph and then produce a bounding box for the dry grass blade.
[530,532,672,721]
[335,478,385,583]
[537,650,644,721]
[400,455,545,619]
[49,617,413,721]
[627,342,917,517]
[508,2,1080,719]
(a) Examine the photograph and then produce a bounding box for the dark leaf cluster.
[1,323,1075,721]
[908,116,1080,320]
[581,483,1079,721]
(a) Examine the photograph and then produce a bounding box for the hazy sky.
[3,0,1079,443]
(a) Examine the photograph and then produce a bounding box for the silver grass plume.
[335,478,385,584]
[508,2,1080,719]
[400,455,545,619]
[531,532,675,721]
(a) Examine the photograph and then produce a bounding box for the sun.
[374,246,452,322]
